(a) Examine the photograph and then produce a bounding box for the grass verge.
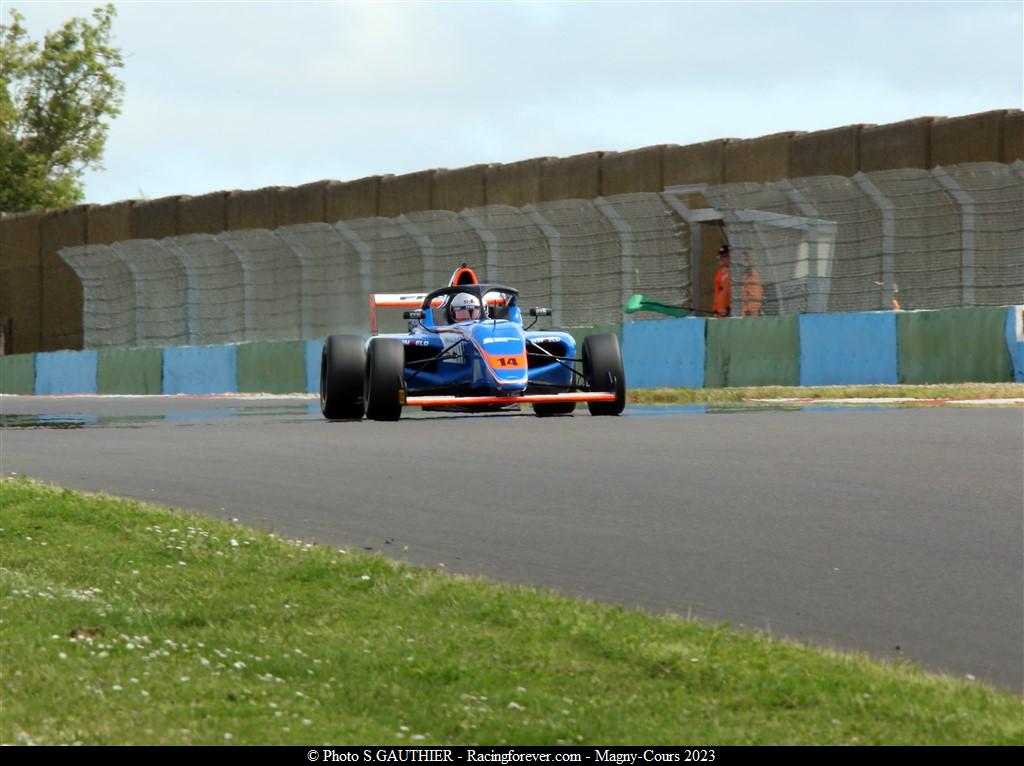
[2,477,1021,745]
[629,383,1024,405]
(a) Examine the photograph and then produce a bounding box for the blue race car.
[319,265,625,421]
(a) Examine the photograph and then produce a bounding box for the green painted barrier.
[897,308,1012,384]
[0,354,35,394]
[97,347,163,394]
[705,316,799,388]
[236,340,307,393]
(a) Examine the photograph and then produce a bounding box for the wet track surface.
[2,395,1022,691]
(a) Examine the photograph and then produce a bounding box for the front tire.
[364,338,405,421]
[321,335,365,420]
[583,334,626,416]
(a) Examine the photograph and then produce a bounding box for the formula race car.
[320,265,626,421]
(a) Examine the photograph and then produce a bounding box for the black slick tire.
[364,338,405,421]
[320,335,365,420]
[583,334,626,416]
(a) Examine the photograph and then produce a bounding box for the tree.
[1,4,124,212]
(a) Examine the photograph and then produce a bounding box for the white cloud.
[7,0,1022,204]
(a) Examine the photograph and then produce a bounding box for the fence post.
[161,238,202,345]
[59,243,140,349]
[216,233,257,342]
[522,204,563,320]
[459,210,499,283]
[852,172,896,310]
[773,180,835,313]
[332,221,374,302]
[930,166,976,307]
[660,192,701,310]
[275,227,318,339]
[396,215,437,290]
[594,197,635,313]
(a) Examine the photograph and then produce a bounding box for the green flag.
[623,294,695,318]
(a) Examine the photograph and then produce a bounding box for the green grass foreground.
[1,478,1021,746]
[629,382,1024,405]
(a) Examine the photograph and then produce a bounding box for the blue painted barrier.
[35,350,98,394]
[305,339,324,394]
[799,312,898,386]
[1006,305,1024,383]
[162,345,237,394]
[622,318,706,388]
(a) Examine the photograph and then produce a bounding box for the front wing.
[401,391,616,407]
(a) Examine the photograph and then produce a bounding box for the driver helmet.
[483,290,508,318]
[448,292,481,322]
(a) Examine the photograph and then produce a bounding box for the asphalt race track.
[2,396,1022,692]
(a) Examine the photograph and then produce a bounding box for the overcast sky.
[8,0,1023,205]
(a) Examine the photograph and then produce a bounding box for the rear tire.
[320,335,365,420]
[583,334,626,416]
[364,338,405,421]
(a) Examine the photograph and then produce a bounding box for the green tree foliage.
[1,4,124,212]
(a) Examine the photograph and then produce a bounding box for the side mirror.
[403,309,426,320]
[529,308,552,317]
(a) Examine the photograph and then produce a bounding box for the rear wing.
[369,293,444,334]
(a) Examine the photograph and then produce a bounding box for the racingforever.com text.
[310,749,714,764]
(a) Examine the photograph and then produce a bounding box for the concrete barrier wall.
[859,117,933,172]
[87,201,133,244]
[484,158,548,207]
[236,340,306,394]
[798,312,897,386]
[35,349,97,394]
[97,347,162,394]
[622,318,705,388]
[931,110,1007,167]
[791,125,863,178]
[379,170,435,218]
[897,306,1012,384]
[619,310,1014,390]
[705,315,800,387]
[305,339,323,394]
[274,181,328,227]
[1003,111,1023,163]
[0,353,35,393]
[0,340,326,394]
[325,176,382,221]
[6,307,1020,394]
[663,140,727,186]
[162,344,237,395]
[0,211,44,354]
[541,152,603,200]
[40,205,88,352]
[432,164,488,212]
[130,195,180,240]
[724,132,799,183]
[179,192,228,235]
[226,187,279,231]
[601,145,667,195]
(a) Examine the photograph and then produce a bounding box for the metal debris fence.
[60,162,1023,349]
